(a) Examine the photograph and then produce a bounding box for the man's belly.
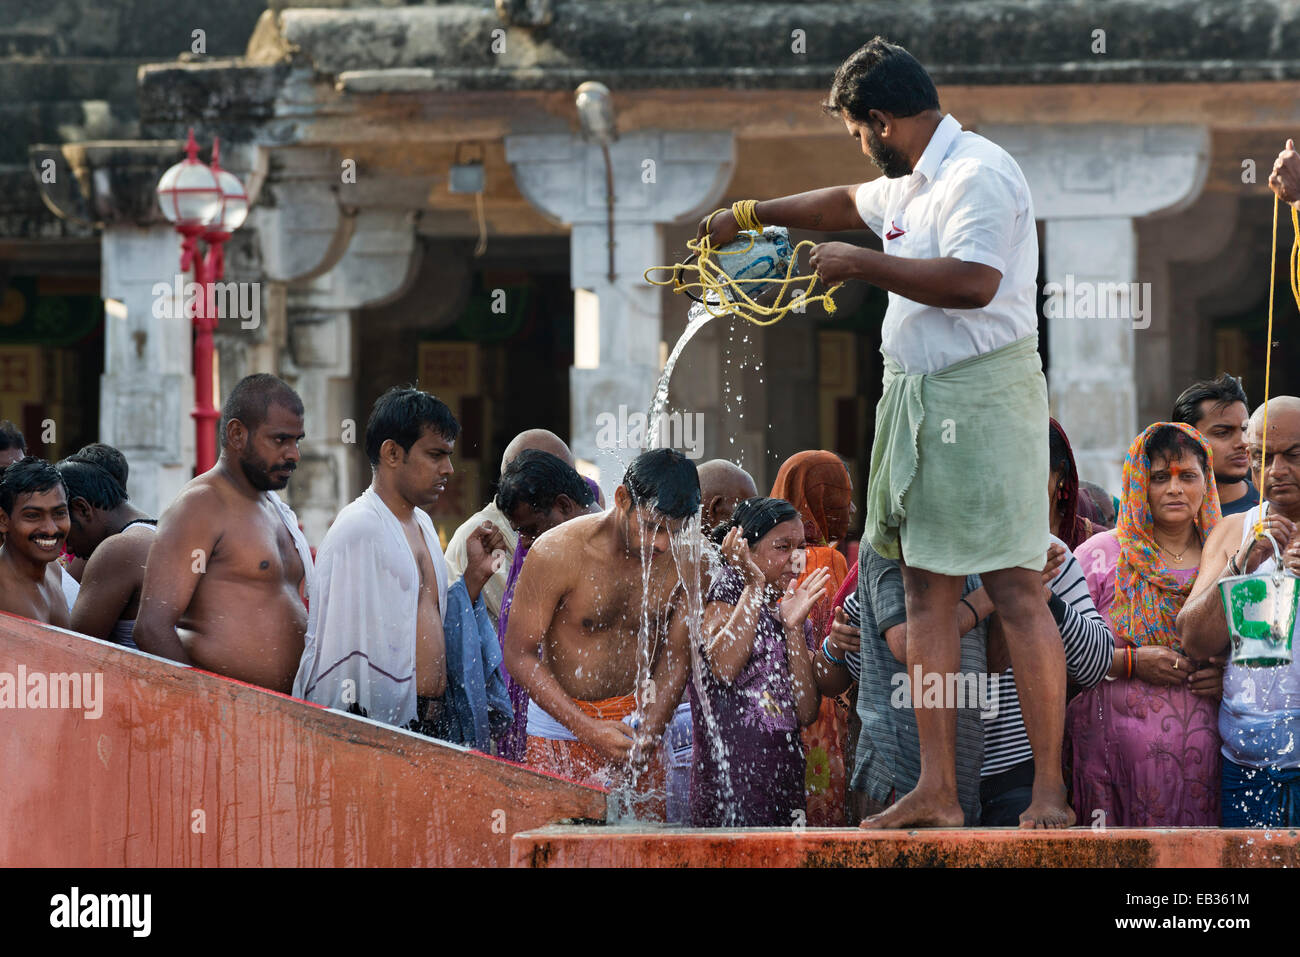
[180,585,307,694]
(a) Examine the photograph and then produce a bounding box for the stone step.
[512,823,1300,867]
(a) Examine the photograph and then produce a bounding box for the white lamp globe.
[156,129,221,227]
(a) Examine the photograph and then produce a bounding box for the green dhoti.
[866,335,1049,576]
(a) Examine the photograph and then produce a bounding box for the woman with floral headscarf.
[771,450,853,825]
[1066,423,1226,826]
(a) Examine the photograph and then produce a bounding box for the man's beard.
[241,453,293,491]
[865,126,912,179]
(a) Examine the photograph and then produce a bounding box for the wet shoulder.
[94,526,153,567]
[319,496,386,551]
[705,565,745,606]
[533,512,604,559]
[156,479,227,532]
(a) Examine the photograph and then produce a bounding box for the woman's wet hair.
[709,496,801,547]
[1144,424,1209,475]
[365,386,461,466]
[622,448,700,520]
[0,456,65,515]
[56,459,128,511]
[496,449,595,515]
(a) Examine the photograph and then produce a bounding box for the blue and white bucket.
[677,227,795,305]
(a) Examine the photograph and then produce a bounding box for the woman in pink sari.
[1067,423,1225,826]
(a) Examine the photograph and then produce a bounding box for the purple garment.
[689,566,807,826]
[492,477,601,763]
[1065,531,1221,826]
[494,542,530,762]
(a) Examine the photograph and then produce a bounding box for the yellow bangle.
[731,199,762,233]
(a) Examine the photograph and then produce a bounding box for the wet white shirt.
[293,486,448,729]
[854,113,1039,375]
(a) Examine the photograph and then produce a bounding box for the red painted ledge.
[0,612,606,867]
[510,825,1300,868]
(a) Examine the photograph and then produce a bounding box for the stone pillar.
[1136,190,1242,426]
[985,124,1210,493]
[100,224,196,517]
[506,131,734,499]
[257,188,418,544]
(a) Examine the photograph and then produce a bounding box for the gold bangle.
[731,199,762,233]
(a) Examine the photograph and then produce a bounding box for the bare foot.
[1018,784,1075,829]
[859,786,964,829]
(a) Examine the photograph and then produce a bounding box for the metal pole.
[601,142,616,282]
[191,230,228,475]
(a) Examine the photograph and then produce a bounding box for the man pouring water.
[697,36,1071,828]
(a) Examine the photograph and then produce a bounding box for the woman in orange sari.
[771,451,853,825]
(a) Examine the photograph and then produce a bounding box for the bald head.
[1250,396,1300,430]
[697,459,759,531]
[1248,396,1300,515]
[501,429,573,475]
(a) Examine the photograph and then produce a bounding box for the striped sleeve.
[1046,550,1113,689]
[842,591,862,682]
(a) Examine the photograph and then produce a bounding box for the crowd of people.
[6,36,1300,833]
[0,368,1296,829]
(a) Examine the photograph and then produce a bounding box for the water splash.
[646,300,717,452]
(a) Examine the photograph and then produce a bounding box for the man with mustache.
[0,457,71,627]
[135,374,314,694]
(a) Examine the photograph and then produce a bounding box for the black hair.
[219,374,305,446]
[365,386,461,466]
[1049,422,1074,481]
[495,449,594,515]
[1171,373,1249,428]
[622,448,700,520]
[67,442,128,489]
[1145,425,1209,476]
[0,456,66,514]
[0,420,24,454]
[822,36,940,123]
[56,459,128,511]
[709,496,801,547]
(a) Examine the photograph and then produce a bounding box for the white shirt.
[293,486,449,729]
[445,501,516,623]
[854,113,1039,374]
[60,566,79,613]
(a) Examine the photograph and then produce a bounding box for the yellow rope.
[732,199,762,233]
[1253,197,1300,539]
[643,207,842,326]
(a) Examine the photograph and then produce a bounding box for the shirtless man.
[134,374,314,693]
[697,459,759,535]
[504,448,699,815]
[0,457,71,628]
[294,387,505,732]
[1179,397,1300,826]
[57,456,156,647]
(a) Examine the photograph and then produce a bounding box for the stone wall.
[0,0,266,241]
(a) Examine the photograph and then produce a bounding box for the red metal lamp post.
[155,128,249,475]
